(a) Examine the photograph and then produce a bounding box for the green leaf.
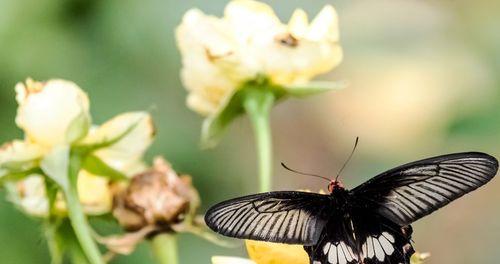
[284,80,348,97]
[41,145,70,191]
[201,90,246,149]
[82,154,128,181]
[66,110,91,144]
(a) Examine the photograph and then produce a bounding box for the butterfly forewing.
[350,152,499,226]
[205,191,332,245]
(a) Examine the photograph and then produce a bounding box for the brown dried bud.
[112,157,200,231]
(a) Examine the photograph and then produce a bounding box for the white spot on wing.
[328,244,337,264]
[367,237,375,258]
[382,232,395,243]
[378,235,395,255]
[373,238,385,261]
[323,242,331,255]
[338,246,347,264]
[340,242,352,262]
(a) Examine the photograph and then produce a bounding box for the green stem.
[65,155,104,264]
[44,221,63,264]
[152,233,179,264]
[243,88,275,192]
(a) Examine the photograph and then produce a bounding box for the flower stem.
[152,233,179,264]
[243,88,275,192]
[44,222,63,264]
[65,155,104,264]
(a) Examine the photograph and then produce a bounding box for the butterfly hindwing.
[350,152,498,226]
[205,191,332,245]
[304,214,359,264]
[353,212,415,264]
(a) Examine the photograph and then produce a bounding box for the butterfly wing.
[352,212,414,264]
[350,152,498,226]
[304,214,359,264]
[205,191,332,245]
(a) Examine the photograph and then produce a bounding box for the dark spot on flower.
[276,33,299,47]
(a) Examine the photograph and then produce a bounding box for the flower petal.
[77,170,112,215]
[246,240,309,264]
[13,175,50,217]
[212,256,256,264]
[0,140,45,173]
[84,112,154,175]
[15,79,91,147]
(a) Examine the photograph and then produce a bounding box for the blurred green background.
[0,0,499,263]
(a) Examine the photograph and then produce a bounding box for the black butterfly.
[205,152,498,264]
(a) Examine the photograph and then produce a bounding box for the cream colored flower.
[14,170,113,216]
[176,0,342,116]
[82,112,155,176]
[0,140,45,176]
[15,78,91,147]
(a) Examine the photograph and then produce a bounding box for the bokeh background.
[0,0,499,263]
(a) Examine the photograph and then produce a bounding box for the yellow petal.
[77,171,112,214]
[15,79,91,147]
[85,112,154,175]
[288,9,309,38]
[14,175,49,217]
[307,5,339,41]
[246,240,308,264]
[224,0,282,42]
[212,256,256,264]
[0,140,45,166]
[176,9,247,116]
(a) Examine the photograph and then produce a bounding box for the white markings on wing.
[361,233,396,262]
[321,241,358,264]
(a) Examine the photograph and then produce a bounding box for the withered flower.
[113,157,200,232]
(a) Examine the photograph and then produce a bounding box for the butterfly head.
[328,180,344,193]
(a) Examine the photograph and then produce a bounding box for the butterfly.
[205,152,498,264]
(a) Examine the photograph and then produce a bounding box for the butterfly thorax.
[328,180,345,194]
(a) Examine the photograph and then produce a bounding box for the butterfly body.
[205,152,498,264]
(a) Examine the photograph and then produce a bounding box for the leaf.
[201,90,246,149]
[41,145,70,191]
[201,83,282,149]
[66,110,91,144]
[284,80,348,97]
[82,154,128,181]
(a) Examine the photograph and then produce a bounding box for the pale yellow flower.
[83,112,155,175]
[15,78,91,147]
[245,240,308,264]
[13,170,113,216]
[176,0,342,116]
[2,79,156,217]
[0,140,45,175]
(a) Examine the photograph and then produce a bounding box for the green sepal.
[284,80,348,97]
[81,154,128,181]
[40,145,70,191]
[66,110,91,145]
[201,78,283,149]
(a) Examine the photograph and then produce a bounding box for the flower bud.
[15,79,91,147]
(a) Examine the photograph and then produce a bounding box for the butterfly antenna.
[281,162,331,182]
[335,137,359,181]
